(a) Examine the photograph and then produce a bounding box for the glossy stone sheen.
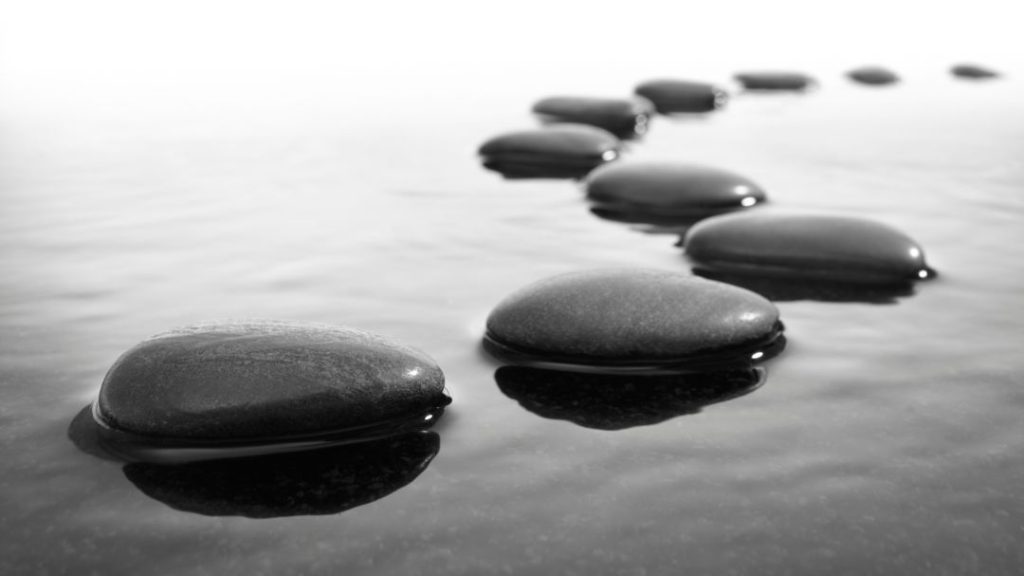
[532,96,653,139]
[478,124,620,179]
[847,66,900,85]
[734,71,815,91]
[684,212,933,283]
[484,269,781,371]
[951,64,1000,79]
[585,162,766,222]
[634,79,727,113]
[95,320,448,441]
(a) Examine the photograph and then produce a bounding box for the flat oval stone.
[484,269,784,372]
[951,63,1000,79]
[734,71,815,91]
[95,320,449,445]
[532,96,653,139]
[478,124,620,179]
[584,162,767,224]
[847,66,900,86]
[684,212,934,284]
[633,79,728,113]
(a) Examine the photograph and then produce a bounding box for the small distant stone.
[94,320,450,446]
[634,80,728,113]
[683,212,934,284]
[847,66,900,86]
[484,269,784,372]
[734,72,815,91]
[532,96,654,139]
[478,124,621,179]
[951,64,1000,79]
[585,162,767,224]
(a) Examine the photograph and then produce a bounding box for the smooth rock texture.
[585,162,767,224]
[478,124,620,179]
[95,320,449,443]
[734,71,815,91]
[951,64,1000,79]
[484,269,783,371]
[847,66,900,86]
[532,96,653,139]
[633,79,728,113]
[684,212,934,284]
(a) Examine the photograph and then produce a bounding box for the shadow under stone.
[495,366,766,430]
[693,268,917,304]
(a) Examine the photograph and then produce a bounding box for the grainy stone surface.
[684,212,933,283]
[734,71,815,91]
[847,66,900,85]
[484,269,781,368]
[532,96,653,139]
[633,79,727,113]
[478,124,620,178]
[585,162,766,222]
[95,320,448,440]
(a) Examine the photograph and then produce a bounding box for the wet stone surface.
[633,79,728,114]
[951,64,1001,79]
[847,66,900,86]
[94,320,450,448]
[478,124,621,179]
[734,71,816,91]
[683,212,934,284]
[584,162,767,225]
[532,96,654,139]
[484,268,784,372]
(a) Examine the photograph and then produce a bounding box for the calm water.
[2,64,1023,575]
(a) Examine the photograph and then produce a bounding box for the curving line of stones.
[77,64,1002,488]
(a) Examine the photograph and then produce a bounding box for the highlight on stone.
[683,212,935,285]
[531,96,654,139]
[584,162,767,225]
[478,124,621,179]
[633,79,728,114]
[734,71,816,91]
[483,268,785,373]
[91,320,451,463]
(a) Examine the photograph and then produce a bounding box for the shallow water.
[2,62,1024,575]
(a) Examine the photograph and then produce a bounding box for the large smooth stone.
[483,269,784,372]
[532,96,653,139]
[734,71,815,91]
[478,124,620,179]
[584,162,767,224]
[847,66,900,86]
[95,320,449,445]
[951,63,1000,79]
[633,79,728,114]
[683,212,934,284]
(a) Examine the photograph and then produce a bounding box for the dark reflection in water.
[589,206,706,230]
[693,268,918,304]
[121,432,440,518]
[495,366,766,430]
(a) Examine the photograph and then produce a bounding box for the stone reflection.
[122,432,440,518]
[495,366,765,430]
[693,269,918,304]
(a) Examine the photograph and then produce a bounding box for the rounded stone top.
[734,71,816,91]
[950,63,1000,79]
[478,124,621,178]
[633,79,728,113]
[484,269,782,371]
[95,320,449,442]
[847,66,900,86]
[585,162,767,219]
[684,212,933,283]
[531,96,653,138]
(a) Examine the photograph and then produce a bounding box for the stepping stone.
[633,79,728,113]
[532,96,654,139]
[585,162,767,225]
[484,268,784,372]
[734,71,816,91]
[495,366,765,430]
[847,66,900,86]
[478,124,620,179]
[93,320,450,461]
[951,64,1000,79]
[683,212,935,284]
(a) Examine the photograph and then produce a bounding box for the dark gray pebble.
[532,96,654,139]
[633,79,728,114]
[478,124,621,179]
[847,66,900,86]
[734,71,815,91]
[951,64,1000,79]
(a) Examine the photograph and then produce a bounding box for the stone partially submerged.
[478,124,621,179]
[532,96,654,139]
[93,320,450,462]
[633,79,728,114]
